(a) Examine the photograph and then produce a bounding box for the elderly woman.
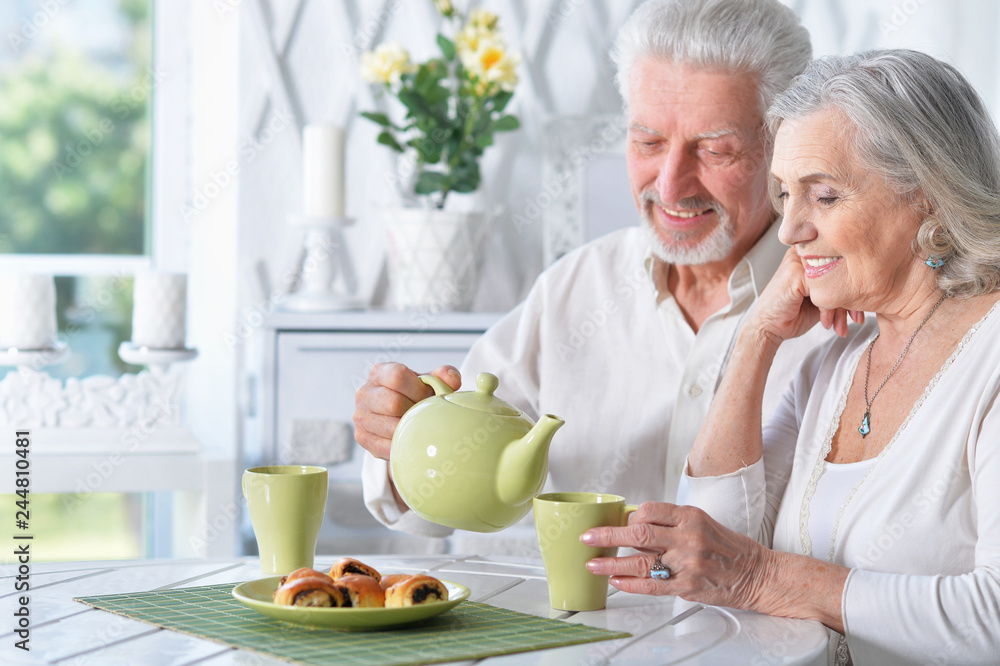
[581,48,1000,665]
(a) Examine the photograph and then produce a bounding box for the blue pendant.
[859,411,871,438]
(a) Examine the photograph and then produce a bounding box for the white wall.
[182,3,240,462]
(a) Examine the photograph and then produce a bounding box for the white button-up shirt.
[363,226,832,537]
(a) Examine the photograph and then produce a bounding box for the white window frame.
[0,0,236,559]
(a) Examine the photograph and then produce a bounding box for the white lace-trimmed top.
[679,301,1000,665]
[807,459,875,562]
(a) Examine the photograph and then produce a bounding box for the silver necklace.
[859,294,946,437]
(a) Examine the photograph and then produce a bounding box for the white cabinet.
[247,311,502,554]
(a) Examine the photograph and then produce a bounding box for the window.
[1,0,160,562]
[0,0,152,379]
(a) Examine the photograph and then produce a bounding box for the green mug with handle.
[533,492,638,611]
[242,465,328,575]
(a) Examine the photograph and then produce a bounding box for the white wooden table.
[0,555,829,665]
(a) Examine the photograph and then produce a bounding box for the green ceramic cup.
[242,465,328,575]
[533,492,638,611]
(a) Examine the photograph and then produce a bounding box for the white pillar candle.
[131,272,188,349]
[0,274,57,350]
[302,123,346,218]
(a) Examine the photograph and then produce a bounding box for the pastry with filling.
[277,567,329,590]
[329,557,382,583]
[379,573,413,592]
[334,574,385,608]
[272,576,347,607]
[384,574,449,607]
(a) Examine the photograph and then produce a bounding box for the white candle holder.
[281,214,363,312]
[118,342,199,375]
[0,341,71,369]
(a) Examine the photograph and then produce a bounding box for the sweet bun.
[278,567,329,589]
[329,557,382,583]
[334,574,385,608]
[384,574,449,607]
[272,576,347,607]
[379,573,413,592]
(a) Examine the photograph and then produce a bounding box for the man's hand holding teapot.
[353,363,462,460]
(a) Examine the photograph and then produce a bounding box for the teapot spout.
[496,414,565,508]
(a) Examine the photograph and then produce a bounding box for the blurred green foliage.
[0,493,144,562]
[0,0,149,256]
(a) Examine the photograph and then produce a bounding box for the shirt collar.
[640,222,785,304]
[736,222,785,299]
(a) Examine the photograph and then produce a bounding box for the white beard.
[639,192,735,265]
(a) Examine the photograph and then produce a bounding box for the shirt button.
[689,384,703,397]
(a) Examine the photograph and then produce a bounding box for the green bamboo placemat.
[75,583,630,665]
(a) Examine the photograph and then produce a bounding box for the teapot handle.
[419,374,455,396]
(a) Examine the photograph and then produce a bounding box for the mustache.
[640,190,721,213]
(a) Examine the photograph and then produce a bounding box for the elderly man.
[356,0,828,538]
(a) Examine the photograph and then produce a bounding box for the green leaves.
[358,26,522,208]
[436,35,456,61]
[414,171,448,195]
[493,115,519,132]
[377,131,404,153]
[360,111,394,128]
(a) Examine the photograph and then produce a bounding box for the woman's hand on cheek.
[750,247,823,343]
[580,502,771,611]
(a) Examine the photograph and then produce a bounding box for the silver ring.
[650,554,671,580]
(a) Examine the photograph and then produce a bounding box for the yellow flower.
[360,43,417,85]
[455,23,485,58]
[468,8,499,31]
[461,36,520,94]
[432,0,453,17]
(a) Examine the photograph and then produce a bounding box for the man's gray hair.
[610,0,811,115]
[766,49,1000,297]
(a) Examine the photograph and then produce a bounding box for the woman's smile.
[800,255,842,278]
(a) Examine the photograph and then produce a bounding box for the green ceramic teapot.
[390,372,565,532]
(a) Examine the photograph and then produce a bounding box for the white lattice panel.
[236,0,1000,314]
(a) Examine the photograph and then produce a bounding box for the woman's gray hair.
[766,49,1000,297]
[610,0,811,116]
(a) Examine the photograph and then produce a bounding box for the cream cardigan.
[680,303,1000,665]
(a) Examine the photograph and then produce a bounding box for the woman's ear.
[914,191,934,218]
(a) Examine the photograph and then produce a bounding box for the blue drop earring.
[925,255,945,269]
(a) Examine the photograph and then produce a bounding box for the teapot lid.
[444,372,521,416]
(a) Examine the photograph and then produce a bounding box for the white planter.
[382,207,491,311]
